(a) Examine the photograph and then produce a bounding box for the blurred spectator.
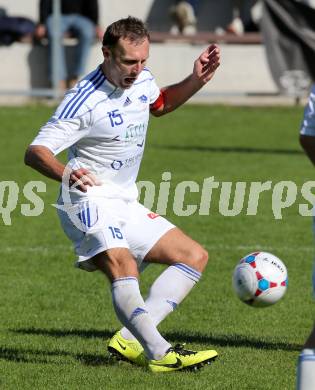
[296,0,315,7]
[224,0,260,35]
[169,1,198,36]
[35,0,103,89]
[0,7,35,45]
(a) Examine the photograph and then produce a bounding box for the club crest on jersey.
[138,95,148,103]
[123,97,132,107]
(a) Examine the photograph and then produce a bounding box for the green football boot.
[108,331,146,366]
[148,344,218,373]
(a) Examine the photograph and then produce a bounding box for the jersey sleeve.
[30,93,92,155]
[146,70,160,104]
[300,85,315,136]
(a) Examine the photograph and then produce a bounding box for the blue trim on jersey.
[81,208,86,226]
[69,75,106,118]
[86,205,91,227]
[77,202,98,228]
[58,68,102,119]
[133,77,154,86]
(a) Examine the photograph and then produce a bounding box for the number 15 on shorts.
[108,226,123,239]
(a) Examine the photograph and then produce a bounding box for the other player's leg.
[297,256,315,389]
[297,325,315,390]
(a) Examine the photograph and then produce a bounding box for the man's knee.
[191,246,208,272]
[178,244,208,273]
[92,248,139,281]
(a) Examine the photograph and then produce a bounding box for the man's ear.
[102,46,111,60]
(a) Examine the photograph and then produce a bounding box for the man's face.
[102,37,149,89]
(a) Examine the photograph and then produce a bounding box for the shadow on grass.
[164,331,301,352]
[13,328,114,339]
[11,327,301,353]
[0,344,112,366]
[152,144,303,156]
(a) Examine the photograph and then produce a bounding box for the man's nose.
[132,62,142,74]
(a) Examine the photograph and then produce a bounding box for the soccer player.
[25,16,220,372]
[297,84,315,388]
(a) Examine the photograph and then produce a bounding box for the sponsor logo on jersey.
[124,123,146,145]
[110,153,143,171]
[123,152,143,168]
[137,139,144,147]
[147,212,160,219]
[123,97,132,106]
[138,94,148,103]
[111,160,123,170]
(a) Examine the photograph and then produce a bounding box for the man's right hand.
[69,168,102,192]
[24,146,101,192]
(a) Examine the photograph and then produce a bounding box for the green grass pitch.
[0,104,313,389]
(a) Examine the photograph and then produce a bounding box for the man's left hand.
[193,44,220,86]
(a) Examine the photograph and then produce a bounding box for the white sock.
[297,348,315,390]
[111,277,171,359]
[120,263,201,340]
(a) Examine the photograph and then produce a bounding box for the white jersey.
[31,66,160,202]
[300,84,315,137]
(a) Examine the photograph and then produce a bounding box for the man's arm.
[150,44,220,117]
[24,145,98,192]
[25,145,65,181]
[300,134,315,166]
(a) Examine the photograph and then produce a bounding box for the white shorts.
[57,198,175,271]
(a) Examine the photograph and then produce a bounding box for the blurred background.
[0,0,314,104]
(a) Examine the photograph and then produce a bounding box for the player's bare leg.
[144,227,208,271]
[120,227,208,337]
[118,228,208,331]
[92,247,139,281]
[119,227,212,339]
[139,227,208,325]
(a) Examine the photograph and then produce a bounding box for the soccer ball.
[232,252,288,307]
